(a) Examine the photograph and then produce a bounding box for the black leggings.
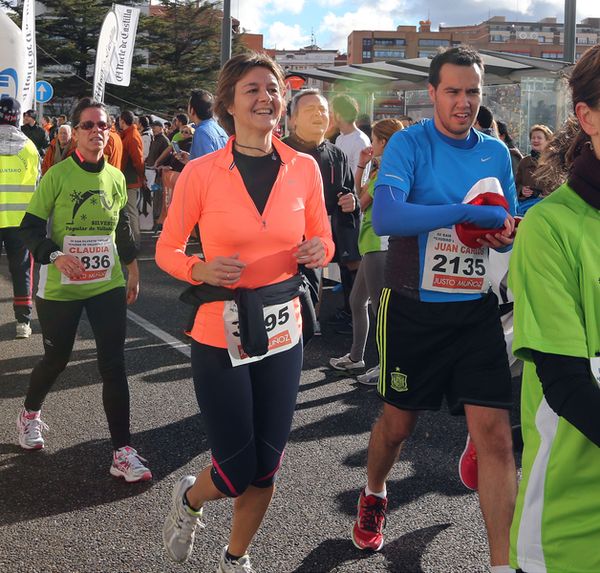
[191,340,303,497]
[25,287,131,449]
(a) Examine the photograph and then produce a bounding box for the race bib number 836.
[61,235,115,285]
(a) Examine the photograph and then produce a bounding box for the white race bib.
[421,228,489,294]
[223,298,301,367]
[61,235,115,285]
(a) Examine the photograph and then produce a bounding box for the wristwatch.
[49,250,64,264]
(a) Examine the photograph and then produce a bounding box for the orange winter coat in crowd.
[155,136,335,348]
[120,125,145,189]
[105,128,123,169]
[41,137,75,175]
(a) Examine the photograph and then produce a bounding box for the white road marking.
[127,310,191,358]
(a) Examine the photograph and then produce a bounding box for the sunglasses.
[76,121,109,131]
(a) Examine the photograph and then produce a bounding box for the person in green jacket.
[509,43,600,573]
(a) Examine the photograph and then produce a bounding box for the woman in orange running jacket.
[157,52,334,572]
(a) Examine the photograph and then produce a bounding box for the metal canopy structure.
[327,65,403,83]
[351,61,429,79]
[478,49,574,72]
[297,51,574,89]
[296,67,362,84]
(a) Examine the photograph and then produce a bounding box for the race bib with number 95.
[223,298,301,367]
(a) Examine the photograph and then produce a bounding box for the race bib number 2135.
[421,229,489,294]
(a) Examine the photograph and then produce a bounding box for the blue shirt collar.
[431,120,478,149]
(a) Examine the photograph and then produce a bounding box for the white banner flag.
[0,11,26,108]
[21,0,36,111]
[106,4,140,87]
[93,10,119,102]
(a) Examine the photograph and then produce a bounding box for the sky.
[231,0,599,53]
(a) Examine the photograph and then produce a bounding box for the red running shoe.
[351,489,387,551]
[458,435,478,491]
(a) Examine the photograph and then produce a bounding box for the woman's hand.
[175,151,190,164]
[54,254,86,280]
[359,146,374,165]
[125,260,140,305]
[191,254,245,286]
[294,237,326,269]
[521,186,534,198]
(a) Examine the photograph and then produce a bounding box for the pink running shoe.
[110,446,152,483]
[17,408,48,450]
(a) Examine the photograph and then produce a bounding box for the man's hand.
[477,214,515,250]
[338,192,356,213]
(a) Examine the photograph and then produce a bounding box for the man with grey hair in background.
[283,89,359,334]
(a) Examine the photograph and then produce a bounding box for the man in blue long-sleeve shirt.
[187,89,228,160]
[351,47,518,573]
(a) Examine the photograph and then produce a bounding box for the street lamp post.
[564,0,577,63]
[220,0,232,67]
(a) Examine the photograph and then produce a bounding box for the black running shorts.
[376,288,512,415]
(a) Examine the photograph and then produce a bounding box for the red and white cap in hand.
[455,177,509,248]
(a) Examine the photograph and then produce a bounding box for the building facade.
[348,16,600,64]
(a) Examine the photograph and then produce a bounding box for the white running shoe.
[357,365,380,386]
[16,322,32,339]
[329,353,365,372]
[163,475,205,563]
[17,408,48,450]
[216,546,256,573]
[110,446,152,483]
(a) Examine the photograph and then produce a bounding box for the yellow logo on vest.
[390,368,408,392]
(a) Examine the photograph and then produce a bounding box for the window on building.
[362,51,372,60]
[418,50,437,57]
[362,39,373,48]
[373,50,405,58]
[373,38,406,46]
[418,39,450,47]
[490,35,507,42]
[542,52,564,59]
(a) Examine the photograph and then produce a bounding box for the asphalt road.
[0,230,522,573]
